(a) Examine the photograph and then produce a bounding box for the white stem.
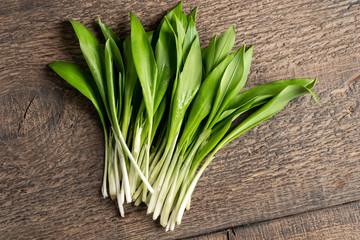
[113,129,154,193]
[116,144,132,203]
[113,146,121,196]
[176,156,215,224]
[153,151,181,220]
[147,136,178,215]
[120,179,125,204]
[117,194,125,217]
[101,133,109,198]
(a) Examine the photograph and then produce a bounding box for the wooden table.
[1,0,359,239]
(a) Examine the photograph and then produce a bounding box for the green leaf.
[205,45,246,128]
[104,39,117,125]
[121,36,139,137]
[154,16,177,111]
[202,25,236,76]
[166,2,188,30]
[226,78,318,112]
[49,61,106,127]
[168,35,202,148]
[173,14,186,69]
[220,84,318,147]
[98,18,121,47]
[202,35,217,76]
[193,120,231,166]
[130,12,158,119]
[187,6,199,22]
[177,50,238,149]
[182,16,197,61]
[109,38,125,76]
[207,45,254,128]
[68,20,106,103]
[213,25,236,67]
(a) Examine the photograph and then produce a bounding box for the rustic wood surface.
[192,201,360,240]
[1,0,359,239]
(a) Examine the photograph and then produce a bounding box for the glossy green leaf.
[49,61,106,127]
[205,45,246,128]
[187,6,198,22]
[213,25,235,67]
[207,45,254,128]
[68,20,106,103]
[226,78,318,112]
[202,35,217,76]
[130,12,158,119]
[177,49,239,149]
[167,35,202,148]
[182,17,197,61]
[220,84,318,147]
[105,39,117,124]
[98,18,121,47]
[154,16,177,111]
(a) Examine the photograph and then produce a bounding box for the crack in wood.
[17,95,36,133]
[226,228,237,239]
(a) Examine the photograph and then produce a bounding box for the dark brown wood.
[193,201,360,240]
[1,0,359,239]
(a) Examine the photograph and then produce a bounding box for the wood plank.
[1,0,360,239]
[193,201,360,240]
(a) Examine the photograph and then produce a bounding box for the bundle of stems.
[49,2,318,230]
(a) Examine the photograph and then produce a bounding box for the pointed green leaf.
[178,49,238,149]
[130,12,158,119]
[154,16,177,111]
[68,20,106,103]
[188,6,199,22]
[168,35,202,147]
[49,61,106,127]
[220,84,318,147]
[182,16,197,61]
[98,18,121,47]
[214,25,236,67]
[202,35,217,76]
[105,39,117,124]
[226,78,318,111]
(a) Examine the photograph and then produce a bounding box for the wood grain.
[1,0,359,239]
[193,201,360,240]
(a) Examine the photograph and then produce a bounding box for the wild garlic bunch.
[49,2,318,230]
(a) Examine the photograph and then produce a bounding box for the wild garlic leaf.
[182,17,197,61]
[130,12,158,119]
[213,25,236,67]
[48,61,106,127]
[108,38,125,76]
[69,20,106,104]
[177,49,238,149]
[154,16,177,112]
[203,25,236,76]
[122,36,139,136]
[208,46,254,128]
[105,39,118,125]
[217,95,272,123]
[226,78,318,112]
[192,120,233,169]
[220,84,318,147]
[167,2,188,30]
[168,35,202,149]
[202,35,217,76]
[98,18,121,47]
[205,45,246,128]
[193,97,259,167]
[173,14,186,69]
[187,6,199,22]
[152,97,167,142]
